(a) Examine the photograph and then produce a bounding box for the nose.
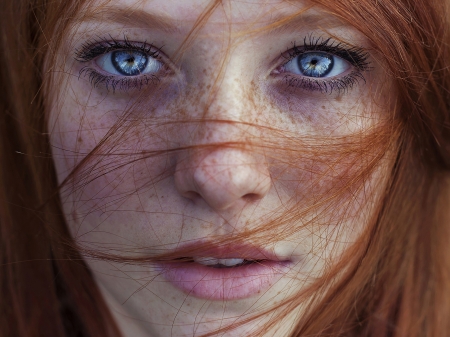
[174,144,271,211]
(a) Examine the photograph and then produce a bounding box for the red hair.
[0,0,449,336]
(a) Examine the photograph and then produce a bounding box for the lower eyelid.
[78,67,162,92]
[279,71,367,94]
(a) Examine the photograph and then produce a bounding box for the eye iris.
[298,52,334,77]
[111,50,148,76]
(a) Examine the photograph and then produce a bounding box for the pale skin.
[48,0,393,336]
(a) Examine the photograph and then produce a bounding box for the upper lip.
[162,241,290,262]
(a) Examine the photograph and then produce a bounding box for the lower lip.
[158,260,291,300]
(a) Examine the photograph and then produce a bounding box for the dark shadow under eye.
[297,52,334,78]
[111,50,149,76]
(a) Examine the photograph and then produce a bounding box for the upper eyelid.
[74,38,163,63]
[279,36,369,62]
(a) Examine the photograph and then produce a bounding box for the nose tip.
[174,148,271,211]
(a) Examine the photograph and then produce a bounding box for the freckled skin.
[48,1,394,336]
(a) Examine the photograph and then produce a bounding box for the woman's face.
[49,0,392,336]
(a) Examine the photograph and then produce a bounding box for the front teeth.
[194,257,219,266]
[194,257,245,267]
[220,258,245,266]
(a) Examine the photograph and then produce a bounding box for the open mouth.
[189,257,265,268]
[159,247,292,300]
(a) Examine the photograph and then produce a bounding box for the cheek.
[272,148,387,217]
[49,92,115,185]
[48,84,180,242]
[48,73,178,183]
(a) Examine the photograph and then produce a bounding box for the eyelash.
[74,35,371,94]
[75,36,165,92]
[279,36,371,94]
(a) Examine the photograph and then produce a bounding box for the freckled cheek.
[50,98,181,178]
[59,153,179,241]
[271,160,348,199]
[267,84,380,132]
[269,147,383,213]
[60,140,174,199]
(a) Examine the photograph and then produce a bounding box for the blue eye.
[96,50,162,76]
[284,52,349,78]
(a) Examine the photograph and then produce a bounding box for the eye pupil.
[297,52,334,78]
[111,50,148,76]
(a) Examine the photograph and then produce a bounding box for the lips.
[156,243,292,300]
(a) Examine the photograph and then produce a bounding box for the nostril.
[182,191,202,201]
[242,193,263,203]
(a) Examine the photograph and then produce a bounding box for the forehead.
[75,0,348,35]
[134,0,294,21]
